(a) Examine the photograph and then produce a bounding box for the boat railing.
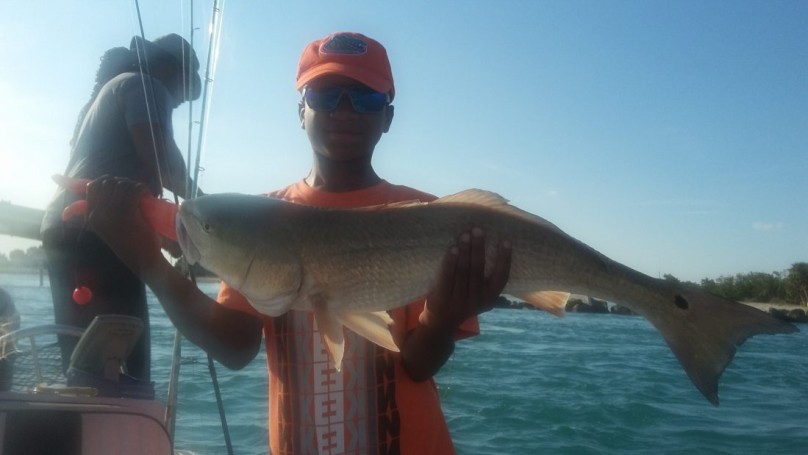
[0,324,84,393]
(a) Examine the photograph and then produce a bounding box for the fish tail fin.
[52,174,91,194]
[53,174,179,241]
[54,175,92,222]
[61,200,88,222]
[518,291,569,316]
[646,287,798,406]
[140,196,179,241]
[338,311,399,353]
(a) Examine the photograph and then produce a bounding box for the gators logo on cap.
[321,33,368,55]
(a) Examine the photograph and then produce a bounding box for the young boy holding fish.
[83,32,511,454]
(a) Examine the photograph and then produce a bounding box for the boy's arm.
[85,176,263,369]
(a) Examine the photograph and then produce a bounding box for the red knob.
[72,286,93,305]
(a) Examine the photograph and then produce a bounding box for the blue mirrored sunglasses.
[303,86,390,113]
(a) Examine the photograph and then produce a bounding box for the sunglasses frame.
[303,86,391,113]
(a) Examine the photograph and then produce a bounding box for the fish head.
[177,193,303,315]
[178,193,261,287]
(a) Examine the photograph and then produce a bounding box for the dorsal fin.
[434,189,564,232]
[433,188,510,207]
[355,199,426,211]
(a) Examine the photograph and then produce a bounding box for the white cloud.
[753,222,784,231]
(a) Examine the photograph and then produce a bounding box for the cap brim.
[296,63,394,99]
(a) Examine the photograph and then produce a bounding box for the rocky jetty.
[565,295,609,314]
[768,307,808,323]
[495,295,806,323]
[493,294,635,314]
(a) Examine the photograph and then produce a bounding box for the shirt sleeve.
[120,75,173,135]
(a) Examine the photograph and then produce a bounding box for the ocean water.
[2,272,807,454]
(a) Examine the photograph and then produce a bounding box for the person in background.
[82,31,511,454]
[40,34,203,383]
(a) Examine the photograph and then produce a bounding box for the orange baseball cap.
[296,32,395,100]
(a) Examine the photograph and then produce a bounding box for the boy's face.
[300,74,393,162]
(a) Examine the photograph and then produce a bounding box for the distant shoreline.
[2,269,804,320]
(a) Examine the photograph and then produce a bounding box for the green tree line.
[4,246,808,306]
[0,246,45,270]
[663,262,808,306]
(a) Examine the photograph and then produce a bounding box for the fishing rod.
[165,0,196,440]
[128,0,233,453]
[128,0,188,445]
[191,0,225,197]
[186,3,235,453]
[184,0,197,201]
[130,0,179,201]
[159,1,234,454]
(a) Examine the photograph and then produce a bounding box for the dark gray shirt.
[41,72,174,233]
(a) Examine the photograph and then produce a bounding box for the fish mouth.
[176,211,200,265]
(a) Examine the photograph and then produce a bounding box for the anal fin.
[518,291,569,316]
[311,298,345,371]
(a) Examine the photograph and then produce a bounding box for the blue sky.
[1,1,806,282]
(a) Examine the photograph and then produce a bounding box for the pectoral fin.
[312,299,345,371]
[338,311,399,353]
[247,291,298,317]
[519,291,569,316]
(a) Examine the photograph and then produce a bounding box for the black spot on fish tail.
[674,295,689,310]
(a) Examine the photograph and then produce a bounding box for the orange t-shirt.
[217,180,478,455]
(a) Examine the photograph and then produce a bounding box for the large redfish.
[176,189,797,405]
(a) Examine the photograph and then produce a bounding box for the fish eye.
[202,222,212,232]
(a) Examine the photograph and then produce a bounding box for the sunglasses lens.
[305,87,388,113]
[305,87,342,112]
[348,88,388,113]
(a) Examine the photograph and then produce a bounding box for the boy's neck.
[305,159,382,193]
